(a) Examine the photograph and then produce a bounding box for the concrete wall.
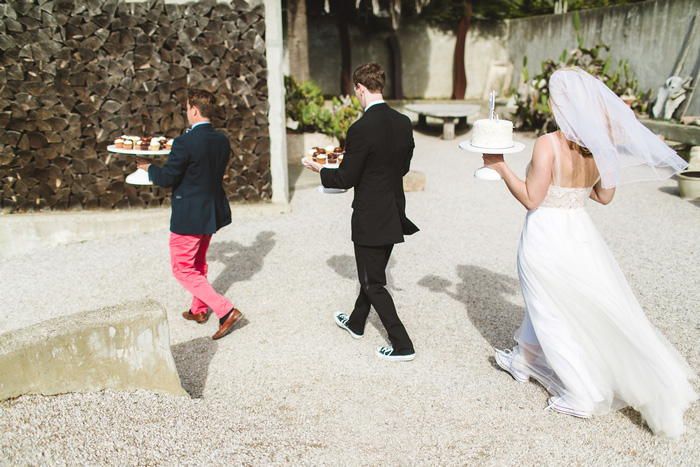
[507,0,700,116]
[297,18,508,100]
[298,0,699,116]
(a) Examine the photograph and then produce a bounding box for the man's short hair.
[352,62,385,94]
[187,89,217,119]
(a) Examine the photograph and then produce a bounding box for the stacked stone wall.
[0,0,270,213]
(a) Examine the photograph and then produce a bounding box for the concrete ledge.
[404,171,426,192]
[640,119,700,146]
[0,300,188,400]
[0,202,291,259]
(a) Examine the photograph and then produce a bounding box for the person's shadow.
[417,264,523,350]
[325,253,400,338]
[208,231,276,294]
[171,337,218,398]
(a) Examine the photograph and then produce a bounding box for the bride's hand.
[482,153,505,169]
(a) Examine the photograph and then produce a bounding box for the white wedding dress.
[510,139,698,438]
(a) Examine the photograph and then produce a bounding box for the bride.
[483,67,697,438]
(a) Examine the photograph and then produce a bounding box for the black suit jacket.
[148,123,232,235]
[321,102,419,246]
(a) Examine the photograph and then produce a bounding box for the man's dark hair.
[352,62,385,94]
[187,89,217,119]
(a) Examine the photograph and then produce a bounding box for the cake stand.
[458,140,526,180]
[107,145,171,185]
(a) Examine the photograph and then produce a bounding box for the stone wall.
[506,0,700,116]
[0,0,271,213]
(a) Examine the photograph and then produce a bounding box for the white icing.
[471,119,513,148]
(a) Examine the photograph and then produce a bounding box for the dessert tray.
[107,145,171,185]
[458,141,525,154]
[301,157,347,194]
[107,145,170,156]
[301,157,339,169]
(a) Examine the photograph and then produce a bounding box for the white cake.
[471,118,513,149]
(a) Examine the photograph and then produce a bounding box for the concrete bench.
[0,299,187,400]
[640,118,700,146]
[405,103,481,140]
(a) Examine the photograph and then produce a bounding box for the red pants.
[169,232,233,319]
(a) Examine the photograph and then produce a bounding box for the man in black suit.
[136,89,242,340]
[303,62,418,361]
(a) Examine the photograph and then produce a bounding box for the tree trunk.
[337,1,353,96]
[287,0,310,82]
[451,1,472,100]
[387,34,403,100]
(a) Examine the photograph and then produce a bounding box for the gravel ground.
[1,127,699,465]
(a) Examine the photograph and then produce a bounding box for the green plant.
[284,76,326,133]
[512,12,650,134]
[284,76,362,147]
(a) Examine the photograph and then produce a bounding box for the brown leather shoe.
[212,308,242,340]
[182,310,209,324]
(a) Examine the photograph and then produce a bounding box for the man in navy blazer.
[136,89,242,340]
[303,63,418,361]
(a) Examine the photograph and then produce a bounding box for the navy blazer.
[321,103,419,246]
[148,123,232,235]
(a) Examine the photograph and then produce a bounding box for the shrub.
[284,76,362,147]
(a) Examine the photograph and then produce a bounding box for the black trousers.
[346,243,414,354]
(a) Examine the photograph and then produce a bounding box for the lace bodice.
[539,185,592,209]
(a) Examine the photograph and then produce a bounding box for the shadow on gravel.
[208,231,276,294]
[418,264,522,349]
[658,186,700,208]
[171,337,218,398]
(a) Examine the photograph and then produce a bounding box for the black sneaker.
[375,346,415,361]
[334,311,363,339]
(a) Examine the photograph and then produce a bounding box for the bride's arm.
[483,135,553,211]
[589,179,615,205]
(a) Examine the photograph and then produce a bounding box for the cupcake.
[338,154,344,164]
[327,152,338,164]
[114,138,124,149]
[149,141,160,151]
[123,139,133,150]
[317,153,327,165]
[166,139,173,150]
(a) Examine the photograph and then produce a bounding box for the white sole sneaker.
[545,397,592,419]
[334,311,363,339]
[494,348,529,383]
[375,346,415,361]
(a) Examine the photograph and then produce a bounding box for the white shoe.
[494,348,529,383]
[334,311,363,339]
[375,346,415,361]
[544,396,592,419]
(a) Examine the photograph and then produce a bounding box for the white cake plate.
[458,140,526,181]
[125,168,153,185]
[107,145,170,186]
[458,140,526,154]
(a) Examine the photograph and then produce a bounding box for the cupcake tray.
[107,145,170,156]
